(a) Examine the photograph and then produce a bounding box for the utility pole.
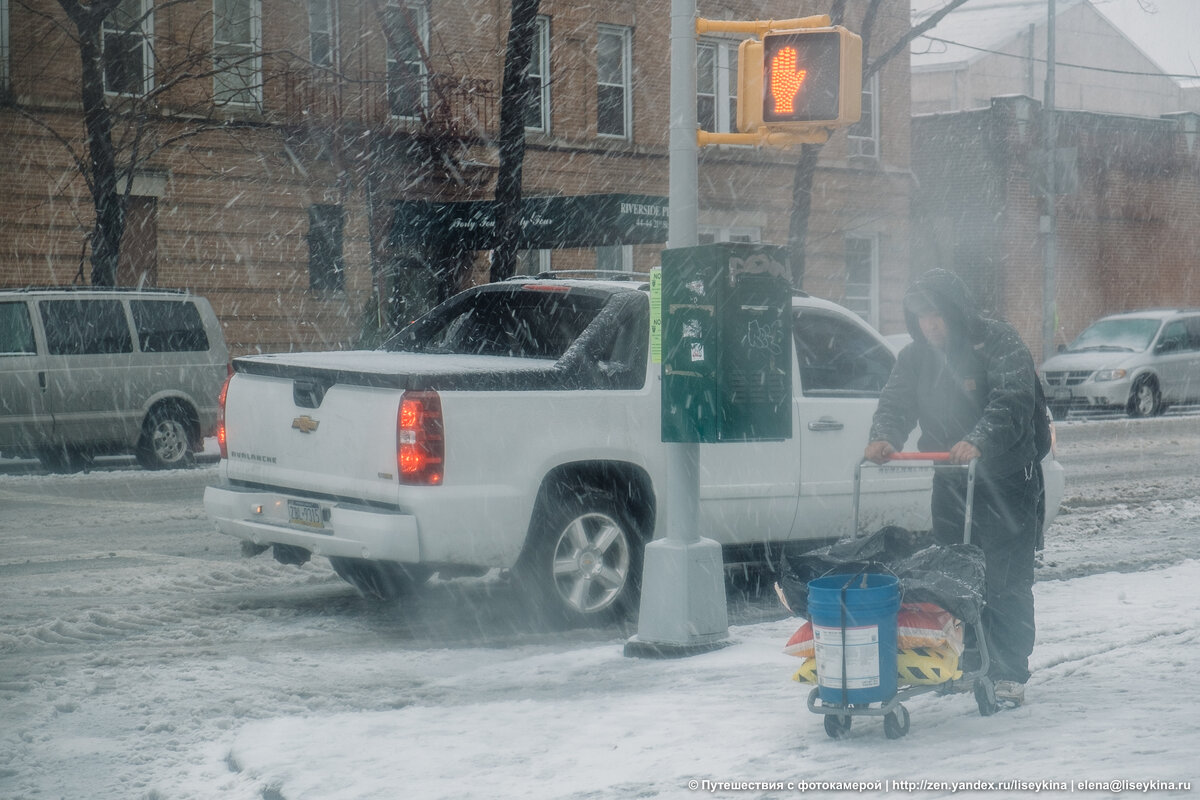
[1042,0,1058,362]
[625,0,730,658]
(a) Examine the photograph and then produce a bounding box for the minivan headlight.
[1093,368,1127,382]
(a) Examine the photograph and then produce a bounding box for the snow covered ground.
[219,563,1200,800]
[2,420,1199,799]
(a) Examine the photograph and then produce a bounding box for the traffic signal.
[737,26,862,134]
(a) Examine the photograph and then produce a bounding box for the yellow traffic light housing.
[740,26,862,133]
[697,17,863,148]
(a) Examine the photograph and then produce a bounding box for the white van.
[0,288,229,471]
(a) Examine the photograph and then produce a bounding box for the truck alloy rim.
[551,512,631,614]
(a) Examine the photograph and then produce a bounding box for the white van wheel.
[137,406,194,469]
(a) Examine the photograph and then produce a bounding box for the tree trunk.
[787,144,821,288]
[63,0,124,286]
[490,0,541,283]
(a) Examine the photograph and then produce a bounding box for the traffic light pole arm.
[696,15,830,37]
[697,128,829,147]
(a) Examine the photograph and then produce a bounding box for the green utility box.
[661,243,792,443]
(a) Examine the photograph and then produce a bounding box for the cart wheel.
[974,678,999,717]
[883,705,910,739]
[824,713,852,739]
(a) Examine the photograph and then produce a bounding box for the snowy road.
[1,415,1198,798]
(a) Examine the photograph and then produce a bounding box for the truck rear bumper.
[203,484,420,563]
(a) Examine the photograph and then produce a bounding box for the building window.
[117,196,158,288]
[309,0,336,69]
[698,225,760,245]
[697,39,737,134]
[596,245,632,272]
[844,236,878,327]
[848,72,879,159]
[213,0,261,106]
[597,24,631,139]
[308,205,345,292]
[386,1,428,119]
[103,0,152,96]
[523,16,551,132]
[517,249,551,276]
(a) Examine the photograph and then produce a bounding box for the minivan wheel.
[137,406,194,470]
[1127,376,1162,418]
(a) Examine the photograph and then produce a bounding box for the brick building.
[2,0,915,355]
[912,95,1200,360]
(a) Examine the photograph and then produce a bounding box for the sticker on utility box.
[691,343,705,362]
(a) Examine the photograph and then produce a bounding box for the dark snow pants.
[931,462,1039,685]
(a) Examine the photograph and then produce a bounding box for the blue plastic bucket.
[808,573,900,705]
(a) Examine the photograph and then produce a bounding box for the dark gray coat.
[869,270,1038,478]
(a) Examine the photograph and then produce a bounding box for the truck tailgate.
[222,369,403,506]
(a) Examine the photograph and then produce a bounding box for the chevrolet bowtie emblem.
[291,415,320,433]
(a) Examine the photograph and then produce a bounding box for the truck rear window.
[386,288,606,360]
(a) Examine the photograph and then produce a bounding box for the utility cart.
[782,453,1003,739]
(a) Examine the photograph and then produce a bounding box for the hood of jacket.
[903,269,986,347]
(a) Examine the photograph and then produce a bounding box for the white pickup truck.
[204,275,1064,623]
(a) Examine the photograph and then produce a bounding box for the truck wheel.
[329,557,431,601]
[136,405,195,470]
[1127,376,1162,418]
[519,484,643,625]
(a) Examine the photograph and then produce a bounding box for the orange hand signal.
[769,46,807,114]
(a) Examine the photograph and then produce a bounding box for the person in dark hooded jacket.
[865,269,1039,708]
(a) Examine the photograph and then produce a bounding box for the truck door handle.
[39,372,47,390]
[807,416,844,432]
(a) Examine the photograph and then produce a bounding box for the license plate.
[288,500,324,529]
[1051,387,1071,401]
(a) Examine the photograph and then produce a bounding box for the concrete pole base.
[625,536,729,658]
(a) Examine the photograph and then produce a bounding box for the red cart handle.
[887,451,951,461]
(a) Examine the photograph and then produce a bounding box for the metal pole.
[625,0,729,656]
[666,0,699,546]
[1042,0,1058,362]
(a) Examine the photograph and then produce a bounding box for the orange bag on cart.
[783,621,815,659]
[897,602,963,653]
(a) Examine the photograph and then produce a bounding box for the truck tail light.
[217,373,232,459]
[398,390,444,485]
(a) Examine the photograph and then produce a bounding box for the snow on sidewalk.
[205,561,1200,800]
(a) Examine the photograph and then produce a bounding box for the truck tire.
[518,483,644,625]
[329,557,431,601]
[136,404,195,470]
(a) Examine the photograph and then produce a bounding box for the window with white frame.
[386,1,429,119]
[698,225,760,245]
[524,16,551,132]
[213,0,261,106]
[103,0,152,96]
[844,236,878,327]
[596,245,632,272]
[309,0,336,70]
[848,72,879,159]
[697,39,737,134]
[517,249,551,276]
[596,24,631,139]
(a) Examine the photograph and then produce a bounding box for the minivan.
[1041,308,1200,418]
[0,288,229,470]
